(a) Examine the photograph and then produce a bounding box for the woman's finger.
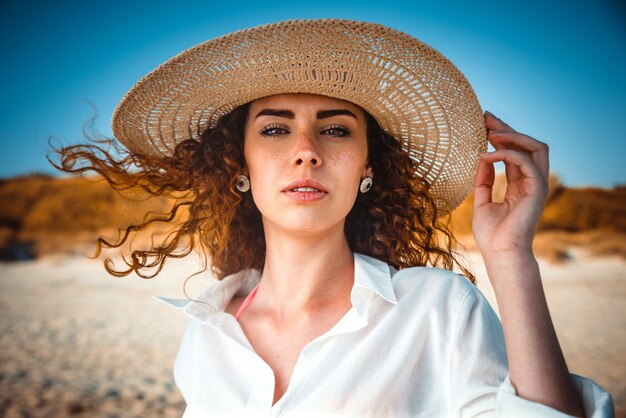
[488,130,550,181]
[473,157,495,208]
[480,149,545,188]
[485,111,516,132]
[489,131,523,182]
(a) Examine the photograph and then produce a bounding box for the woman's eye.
[259,124,350,137]
[322,125,351,137]
[259,124,288,137]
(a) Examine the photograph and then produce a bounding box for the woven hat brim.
[112,19,487,212]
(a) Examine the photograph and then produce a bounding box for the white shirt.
[158,253,613,417]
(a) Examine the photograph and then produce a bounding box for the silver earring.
[359,176,373,193]
[236,174,250,192]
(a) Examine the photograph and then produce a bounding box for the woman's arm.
[472,111,584,417]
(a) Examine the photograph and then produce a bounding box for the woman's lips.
[282,188,327,201]
[282,179,328,201]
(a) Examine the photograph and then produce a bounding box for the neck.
[256,222,355,318]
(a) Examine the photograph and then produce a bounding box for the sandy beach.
[1,250,623,417]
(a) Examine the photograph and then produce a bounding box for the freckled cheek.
[248,151,285,191]
[329,150,367,176]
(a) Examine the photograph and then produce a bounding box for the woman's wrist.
[481,248,541,293]
[480,246,536,269]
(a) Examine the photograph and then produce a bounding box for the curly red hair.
[50,102,474,284]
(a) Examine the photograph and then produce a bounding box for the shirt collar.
[155,252,397,320]
[353,252,397,305]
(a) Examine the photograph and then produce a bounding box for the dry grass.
[448,174,626,262]
[0,174,176,259]
[533,230,626,262]
[456,229,626,264]
[540,186,626,232]
[1,173,625,262]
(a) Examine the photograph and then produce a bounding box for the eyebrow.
[254,108,357,120]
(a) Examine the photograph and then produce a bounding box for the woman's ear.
[363,164,373,179]
[241,163,249,177]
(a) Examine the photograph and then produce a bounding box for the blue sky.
[1,0,624,187]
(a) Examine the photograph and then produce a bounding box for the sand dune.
[1,249,623,417]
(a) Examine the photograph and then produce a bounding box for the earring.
[359,176,373,193]
[236,174,250,192]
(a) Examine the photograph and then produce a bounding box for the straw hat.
[112,18,487,212]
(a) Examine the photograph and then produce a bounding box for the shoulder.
[388,265,503,344]
[385,264,494,327]
[391,265,477,306]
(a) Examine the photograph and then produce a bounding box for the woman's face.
[243,93,372,237]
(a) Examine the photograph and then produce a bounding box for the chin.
[265,215,347,237]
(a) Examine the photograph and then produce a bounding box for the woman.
[54,19,612,417]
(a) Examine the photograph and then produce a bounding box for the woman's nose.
[292,133,322,168]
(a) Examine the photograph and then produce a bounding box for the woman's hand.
[472,111,550,261]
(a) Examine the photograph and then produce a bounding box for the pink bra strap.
[235,282,261,320]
